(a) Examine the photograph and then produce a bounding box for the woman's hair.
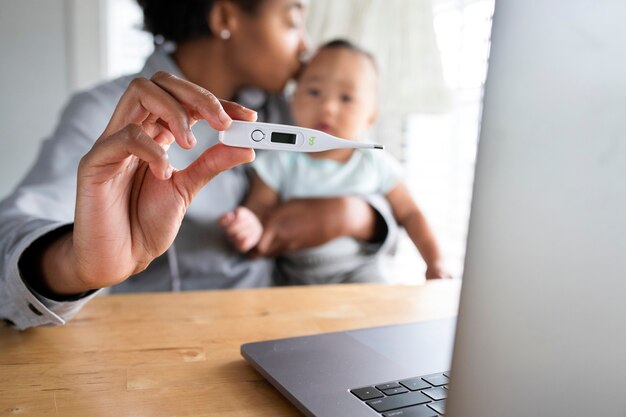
[318,39,378,73]
[136,0,263,44]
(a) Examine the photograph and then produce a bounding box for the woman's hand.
[253,196,377,257]
[42,72,256,295]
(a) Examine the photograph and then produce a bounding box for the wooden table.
[0,280,461,417]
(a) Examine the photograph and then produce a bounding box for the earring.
[220,29,231,40]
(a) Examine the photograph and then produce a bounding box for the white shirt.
[254,149,403,199]
[253,150,403,284]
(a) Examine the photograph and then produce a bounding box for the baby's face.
[291,47,378,141]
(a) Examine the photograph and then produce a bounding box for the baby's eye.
[306,88,321,97]
[340,94,353,103]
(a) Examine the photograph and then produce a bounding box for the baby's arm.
[219,173,279,253]
[386,182,451,279]
[243,172,281,219]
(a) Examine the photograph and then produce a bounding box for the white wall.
[0,0,105,199]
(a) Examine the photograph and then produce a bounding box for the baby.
[220,39,450,284]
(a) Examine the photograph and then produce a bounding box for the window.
[385,0,495,282]
[105,0,153,79]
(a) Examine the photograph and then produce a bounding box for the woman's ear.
[208,0,240,39]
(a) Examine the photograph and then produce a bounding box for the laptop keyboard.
[350,372,450,416]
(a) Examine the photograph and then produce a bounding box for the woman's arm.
[386,182,450,279]
[254,195,384,256]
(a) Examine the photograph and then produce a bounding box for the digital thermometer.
[219,121,383,152]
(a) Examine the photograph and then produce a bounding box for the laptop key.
[366,391,431,412]
[422,374,449,387]
[376,382,402,391]
[382,404,439,417]
[428,400,446,415]
[422,387,447,401]
[350,386,383,401]
[399,377,431,391]
[383,387,409,396]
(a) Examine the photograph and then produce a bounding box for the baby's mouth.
[314,122,333,135]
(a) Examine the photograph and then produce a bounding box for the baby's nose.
[320,97,339,115]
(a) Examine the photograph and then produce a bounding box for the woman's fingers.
[94,72,260,194]
[219,99,258,122]
[150,72,258,130]
[105,76,197,150]
[104,72,258,154]
[81,124,172,182]
[174,143,255,204]
[256,227,279,257]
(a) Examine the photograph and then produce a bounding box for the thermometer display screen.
[271,132,297,145]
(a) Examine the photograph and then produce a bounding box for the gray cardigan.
[0,47,397,330]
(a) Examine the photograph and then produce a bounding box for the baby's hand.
[425,263,454,280]
[218,207,263,253]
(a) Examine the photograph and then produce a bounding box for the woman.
[0,0,396,330]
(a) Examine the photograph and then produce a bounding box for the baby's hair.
[317,39,379,73]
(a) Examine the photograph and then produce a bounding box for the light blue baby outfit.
[253,149,403,285]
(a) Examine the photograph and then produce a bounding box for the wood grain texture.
[0,281,460,417]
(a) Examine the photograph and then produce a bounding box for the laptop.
[241,1,626,416]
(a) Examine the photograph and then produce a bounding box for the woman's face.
[230,0,309,93]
